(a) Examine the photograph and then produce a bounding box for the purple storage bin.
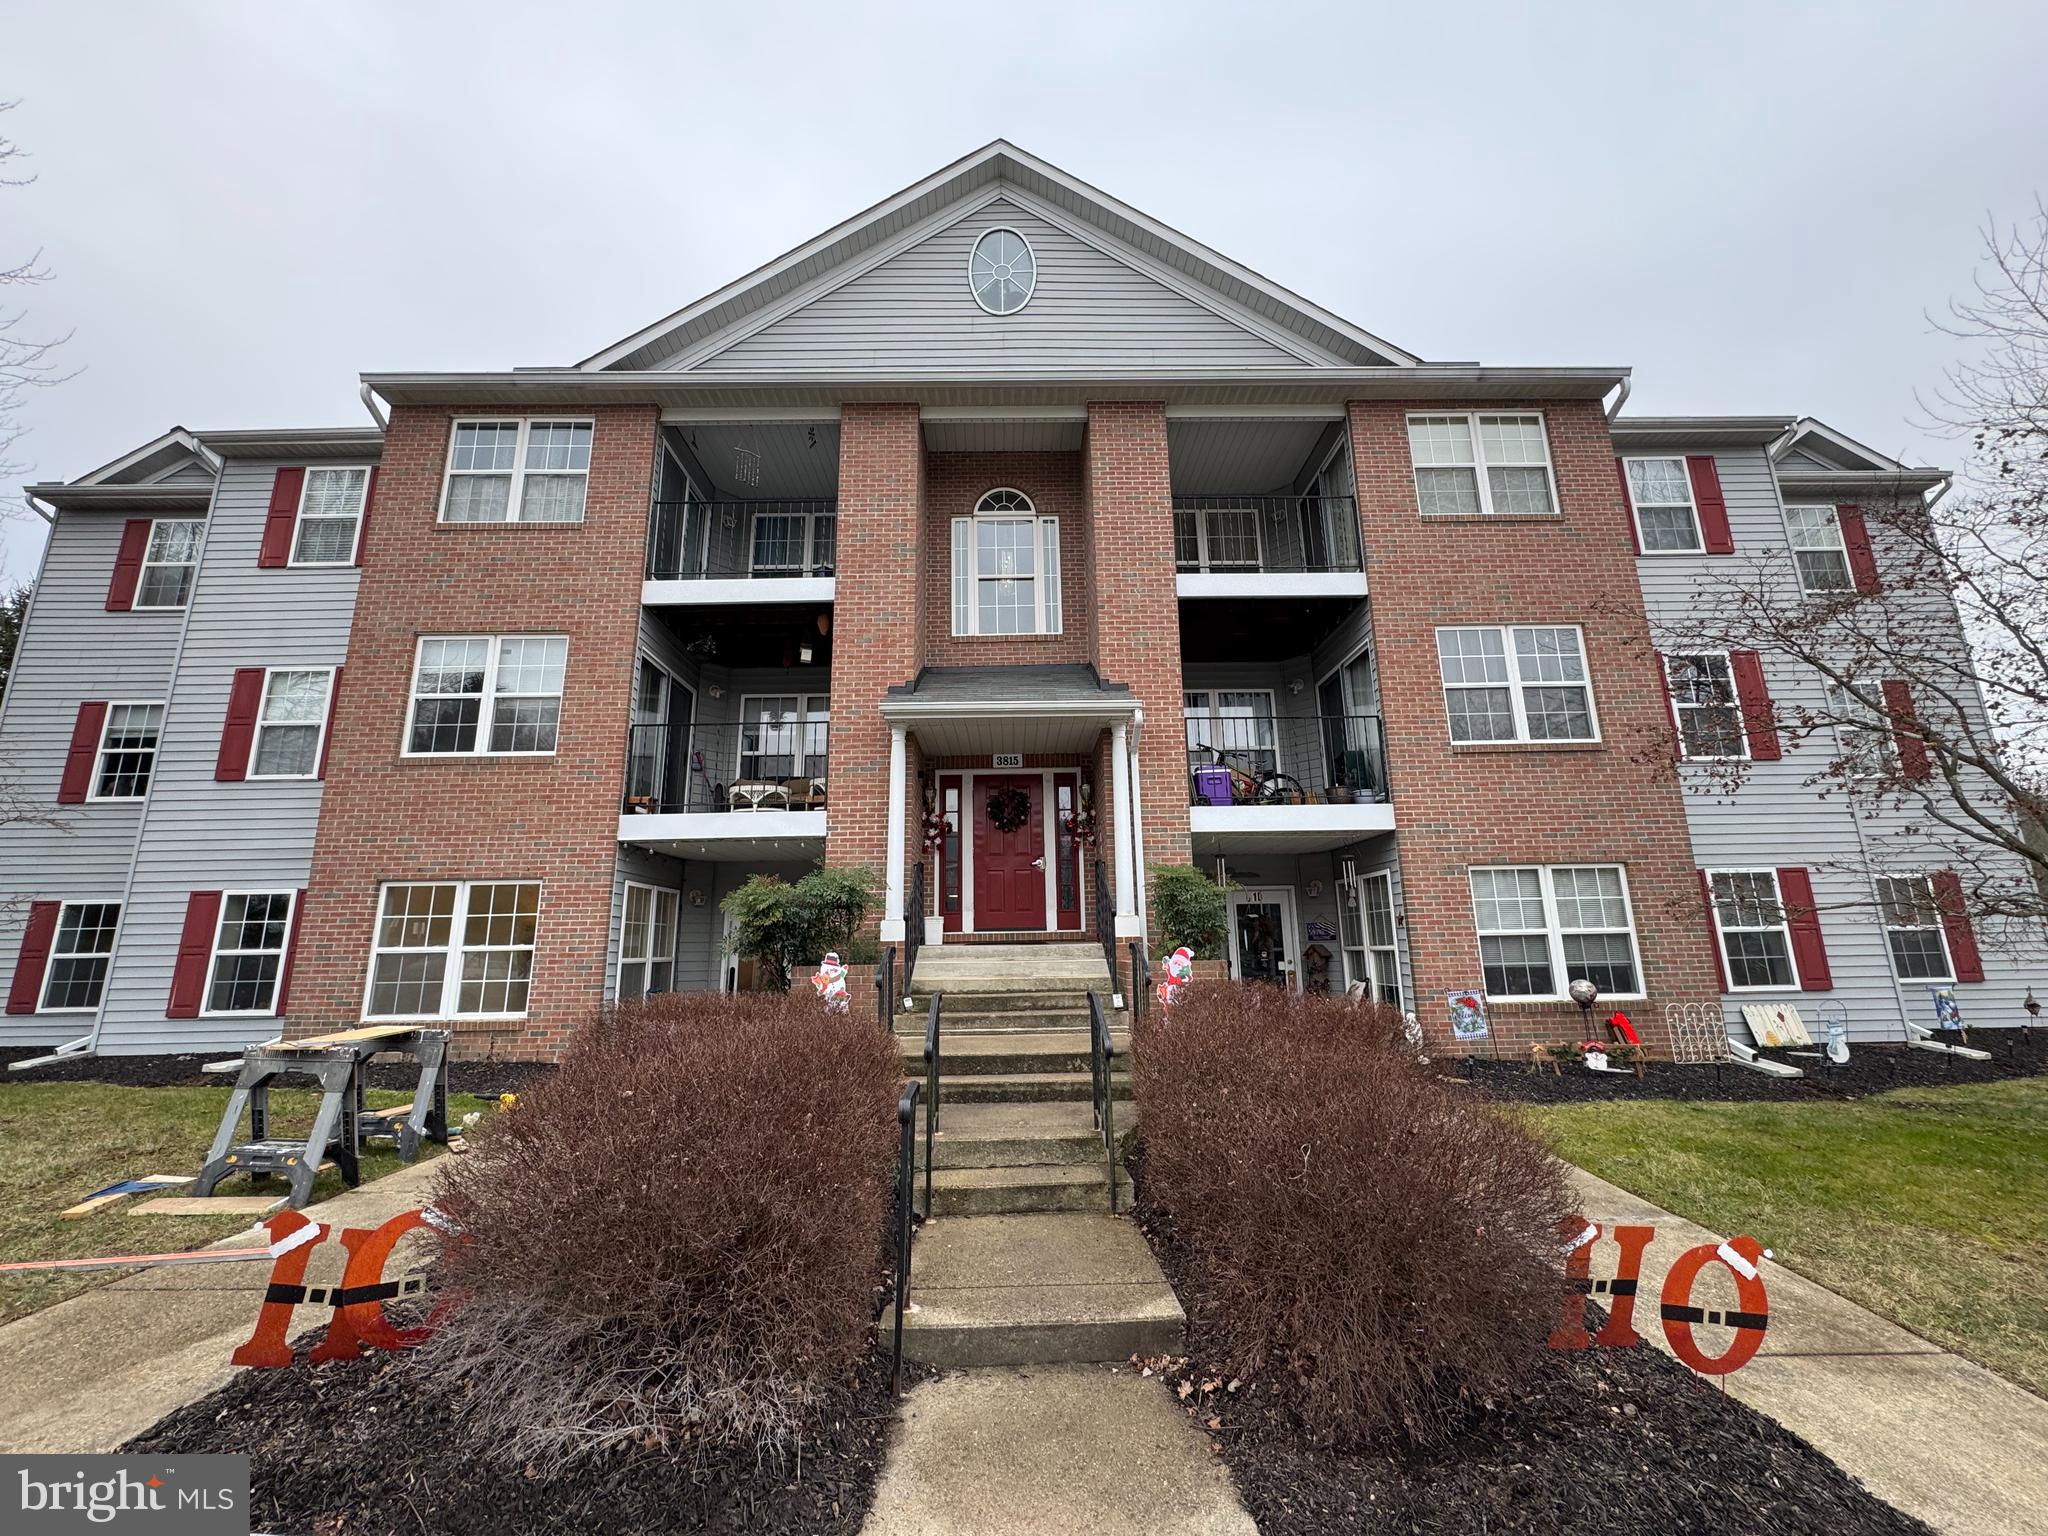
[1194,765,1234,806]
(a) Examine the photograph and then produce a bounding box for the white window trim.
[86,700,165,802]
[361,879,542,1021]
[1338,867,1402,1006]
[617,881,680,1000]
[1436,625,1601,744]
[1407,411,1561,519]
[1828,678,1897,778]
[36,899,123,1014]
[1704,867,1802,993]
[1175,504,1265,573]
[199,889,297,1018]
[1783,503,1854,596]
[246,666,337,781]
[132,519,203,611]
[1182,688,1280,766]
[1620,455,1704,554]
[951,492,1063,636]
[1665,650,1749,762]
[288,465,374,567]
[1874,874,1956,985]
[402,635,569,759]
[437,417,595,525]
[746,505,834,575]
[735,693,829,779]
[966,226,1037,315]
[1468,863,1645,1002]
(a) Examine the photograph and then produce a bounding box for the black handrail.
[646,498,838,582]
[904,861,925,992]
[922,991,941,1218]
[1087,991,1120,1214]
[1128,941,1151,1031]
[622,720,829,816]
[877,946,896,1029]
[1185,714,1389,806]
[1093,858,1120,1003]
[1172,494,1362,574]
[892,1077,921,1396]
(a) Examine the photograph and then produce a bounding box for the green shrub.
[721,864,880,988]
[1150,863,1232,958]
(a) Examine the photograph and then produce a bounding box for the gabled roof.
[578,141,1421,373]
[1771,417,1948,498]
[72,426,217,487]
[24,426,220,511]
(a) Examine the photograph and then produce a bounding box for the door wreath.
[986,784,1032,833]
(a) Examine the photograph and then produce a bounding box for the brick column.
[1085,402,1190,887]
[1348,398,1719,1055]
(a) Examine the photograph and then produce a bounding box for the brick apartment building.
[2,142,2038,1060]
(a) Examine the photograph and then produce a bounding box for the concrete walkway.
[0,1158,443,1453]
[1571,1167,2048,1536]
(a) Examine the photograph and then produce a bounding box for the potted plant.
[1324,783,1356,805]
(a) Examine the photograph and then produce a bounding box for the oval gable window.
[969,228,1036,315]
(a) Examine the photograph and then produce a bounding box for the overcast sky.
[5,0,2045,581]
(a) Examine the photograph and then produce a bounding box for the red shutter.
[1697,870,1729,993]
[258,467,305,568]
[1882,679,1930,782]
[215,668,266,782]
[59,702,108,804]
[1774,867,1833,991]
[317,666,343,779]
[1615,458,1640,554]
[1836,504,1881,594]
[1655,654,1682,761]
[1687,455,1734,554]
[1729,651,1780,761]
[1930,871,1986,983]
[105,519,152,610]
[353,467,379,568]
[274,889,308,1015]
[6,901,62,1014]
[166,891,223,1019]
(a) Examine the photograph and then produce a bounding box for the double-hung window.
[203,892,296,1015]
[618,883,680,1001]
[1621,457,1703,552]
[135,520,204,609]
[1183,690,1278,776]
[749,505,837,576]
[1826,681,1895,777]
[1706,870,1797,989]
[1876,875,1954,981]
[92,703,164,799]
[1665,653,1746,760]
[737,694,828,782]
[1408,413,1557,518]
[1436,626,1597,743]
[1172,505,1262,572]
[365,880,540,1019]
[1784,505,1853,593]
[250,669,334,778]
[1469,865,1641,999]
[39,901,121,1012]
[441,419,593,523]
[290,466,371,565]
[406,636,568,756]
[951,489,1062,635]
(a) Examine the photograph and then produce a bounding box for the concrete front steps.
[917,1101,1129,1216]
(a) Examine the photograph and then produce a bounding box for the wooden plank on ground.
[131,1195,287,1218]
[60,1174,193,1219]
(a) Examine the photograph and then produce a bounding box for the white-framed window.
[1784,505,1853,593]
[1665,652,1747,761]
[250,668,334,779]
[1468,864,1641,1000]
[1338,864,1402,1008]
[1436,626,1598,743]
[1407,412,1557,518]
[90,702,165,799]
[1826,681,1896,777]
[1876,875,1954,982]
[968,227,1036,315]
[135,520,204,609]
[749,505,837,575]
[1706,869,1797,990]
[1621,457,1702,553]
[38,901,122,1012]
[440,419,593,524]
[736,694,829,780]
[1172,505,1262,572]
[364,880,541,1019]
[618,882,680,1001]
[405,635,569,756]
[951,489,1062,636]
[290,466,372,565]
[1183,689,1278,776]
[202,891,296,1016]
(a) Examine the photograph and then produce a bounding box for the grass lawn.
[1526,1077,2048,1398]
[0,1081,493,1326]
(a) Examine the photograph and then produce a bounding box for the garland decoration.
[986,784,1032,834]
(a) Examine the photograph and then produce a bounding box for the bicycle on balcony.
[1189,740,1309,806]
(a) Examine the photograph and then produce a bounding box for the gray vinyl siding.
[94,456,367,1054]
[695,199,1307,374]
[0,508,193,1044]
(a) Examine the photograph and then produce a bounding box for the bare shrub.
[1132,982,1573,1449]
[422,991,902,1470]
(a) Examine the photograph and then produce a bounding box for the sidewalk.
[1571,1167,2048,1536]
[0,1159,443,1454]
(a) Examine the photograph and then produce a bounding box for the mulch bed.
[2,1048,556,1099]
[127,1332,915,1536]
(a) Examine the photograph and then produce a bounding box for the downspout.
[358,382,388,432]
[1603,375,1632,424]
[1128,708,1148,949]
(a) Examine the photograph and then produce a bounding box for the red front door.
[974,775,1047,930]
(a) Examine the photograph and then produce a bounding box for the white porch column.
[1110,720,1141,938]
[880,724,909,943]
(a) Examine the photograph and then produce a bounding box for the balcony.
[1173,496,1366,599]
[618,719,829,862]
[644,499,838,605]
[1184,713,1393,855]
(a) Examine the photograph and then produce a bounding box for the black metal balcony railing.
[646,500,838,581]
[1172,495,1363,575]
[622,720,829,815]
[1184,714,1389,805]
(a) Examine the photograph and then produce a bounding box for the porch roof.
[880,664,1139,755]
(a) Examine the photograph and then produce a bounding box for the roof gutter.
[1603,375,1630,423]
[359,381,388,431]
[22,491,54,525]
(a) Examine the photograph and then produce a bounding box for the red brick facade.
[922,451,1089,668]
